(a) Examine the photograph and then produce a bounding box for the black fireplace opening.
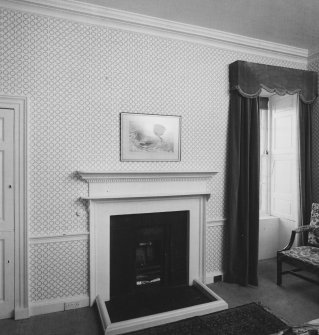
[110,211,189,298]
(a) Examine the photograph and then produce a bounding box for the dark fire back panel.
[110,211,189,299]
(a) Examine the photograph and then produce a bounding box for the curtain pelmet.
[229,61,318,104]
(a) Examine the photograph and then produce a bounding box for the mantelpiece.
[78,170,227,335]
[78,170,218,180]
[78,170,218,198]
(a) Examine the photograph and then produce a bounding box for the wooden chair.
[277,203,319,286]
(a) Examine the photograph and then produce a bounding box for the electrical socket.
[213,275,223,283]
[64,301,80,310]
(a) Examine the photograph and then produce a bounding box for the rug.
[127,302,287,335]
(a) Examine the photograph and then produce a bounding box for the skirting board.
[97,279,228,335]
[29,295,89,316]
[1,311,14,320]
[14,308,30,320]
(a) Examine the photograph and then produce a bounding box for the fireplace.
[79,171,228,335]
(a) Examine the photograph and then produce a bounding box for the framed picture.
[120,113,181,161]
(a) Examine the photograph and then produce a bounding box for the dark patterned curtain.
[225,91,260,286]
[226,61,317,286]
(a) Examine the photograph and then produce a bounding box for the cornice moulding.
[0,0,308,64]
[308,48,319,62]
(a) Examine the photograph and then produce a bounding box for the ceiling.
[77,0,319,52]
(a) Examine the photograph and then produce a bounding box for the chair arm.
[294,225,311,233]
[278,225,311,252]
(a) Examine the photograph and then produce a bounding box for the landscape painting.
[120,113,181,161]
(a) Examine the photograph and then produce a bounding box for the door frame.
[0,96,28,319]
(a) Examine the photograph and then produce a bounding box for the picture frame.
[120,113,181,162]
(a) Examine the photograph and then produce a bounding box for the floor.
[1,258,318,335]
[209,259,319,326]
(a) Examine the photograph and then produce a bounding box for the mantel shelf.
[78,170,215,200]
[77,170,219,183]
[80,191,211,201]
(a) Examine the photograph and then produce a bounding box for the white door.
[0,109,14,319]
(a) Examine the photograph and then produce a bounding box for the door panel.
[273,114,294,153]
[0,108,14,318]
[0,232,14,319]
[0,150,3,221]
[0,109,14,232]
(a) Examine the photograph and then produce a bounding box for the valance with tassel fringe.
[229,61,318,104]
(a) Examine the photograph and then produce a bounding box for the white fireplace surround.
[79,171,228,334]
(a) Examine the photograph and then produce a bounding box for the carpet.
[127,302,287,335]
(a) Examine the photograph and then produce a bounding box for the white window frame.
[259,94,299,221]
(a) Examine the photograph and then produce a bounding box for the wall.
[0,5,307,312]
[258,217,280,260]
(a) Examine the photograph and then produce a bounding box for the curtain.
[226,61,317,286]
[225,90,260,286]
[299,101,313,242]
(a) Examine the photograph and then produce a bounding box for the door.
[0,109,14,319]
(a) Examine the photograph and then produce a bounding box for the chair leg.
[277,257,282,286]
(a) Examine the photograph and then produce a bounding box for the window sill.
[259,215,280,220]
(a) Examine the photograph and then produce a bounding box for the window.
[259,94,299,220]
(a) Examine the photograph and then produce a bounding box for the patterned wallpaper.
[308,56,319,202]
[0,7,307,303]
[206,224,226,275]
[29,238,89,302]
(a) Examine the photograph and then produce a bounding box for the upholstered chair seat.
[280,246,319,273]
